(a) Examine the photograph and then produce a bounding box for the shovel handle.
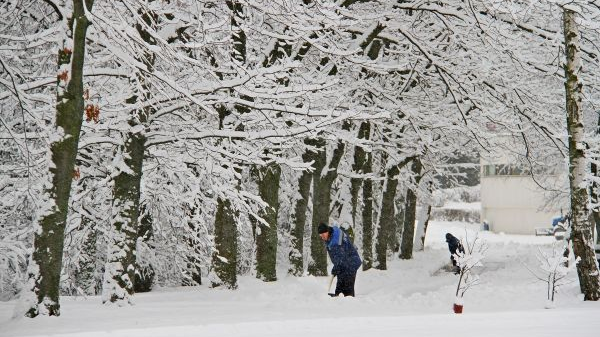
[327,275,335,292]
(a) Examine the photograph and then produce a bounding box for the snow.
[441,201,481,210]
[1,221,599,337]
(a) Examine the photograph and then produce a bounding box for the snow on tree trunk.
[208,0,248,289]
[102,127,145,304]
[308,138,330,276]
[183,200,202,286]
[563,7,600,301]
[134,206,154,293]
[361,134,374,271]
[211,197,238,289]
[23,0,94,317]
[103,3,158,299]
[375,164,400,270]
[73,214,100,295]
[288,145,314,276]
[591,114,600,245]
[400,158,422,260]
[414,181,432,252]
[392,194,405,253]
[351,122,370,233]
[308,132,346,276]
[255,164,281,282]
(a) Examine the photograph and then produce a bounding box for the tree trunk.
[255,164,281,282]
[134,205,154,292]
[563,8,600,300]
[350,122,374,270]
[308,131,347,276]
[400,158,422,260]
[102,127,146,304]
[24,0,94,317]
[308,138,329,276]
[183,197,202,286]
[417,204,432,251]
[288,144,314,276]
[211,197,238,288]
[392,193,405,253]
[351,122,370,230]
[361,145,374,270]
[591,114,600,244]
[209,0,248,289]
[375,164,400,270]
[414,181,432,251]
[103,5,158,301]
[74,213,100,295]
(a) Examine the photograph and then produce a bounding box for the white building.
[479,134,568,235]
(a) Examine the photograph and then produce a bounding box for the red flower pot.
[453,303,463,314]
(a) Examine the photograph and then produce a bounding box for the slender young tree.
[361,141,374,270]
[562,7,600,301]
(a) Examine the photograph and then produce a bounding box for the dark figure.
[318,223,362,297]
[445,233,465,274]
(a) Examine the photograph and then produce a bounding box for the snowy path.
[2,221,599,337]
[8,308,597,337]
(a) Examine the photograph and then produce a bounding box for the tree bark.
[351,122,370,230]
[209,0,248,289]
[134,205,154,292]
[400,158,422,260]
[211,197,238,289]
[73,213,100,295]
[351,122,373,270]
[102,124,146,304]
[361,141,374,270]
[591,114,600,244]
[414,181,432,251]
[102,5,157,302]
[392,193,405,253]
[308,131,347,276]
[182,185,203,286]
[375,164,400,270]
[563,8,600,300]
[24,0,94,317]
[307,138,329,276]
[255,164,281,282]
[288,143,314,276]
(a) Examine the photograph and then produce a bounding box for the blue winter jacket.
[326,226,362,276]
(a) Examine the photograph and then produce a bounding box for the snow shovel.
[327,275,336,297]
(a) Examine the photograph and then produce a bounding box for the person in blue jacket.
[318,223,362,297]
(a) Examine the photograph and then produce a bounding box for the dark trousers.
[334,271,357,297]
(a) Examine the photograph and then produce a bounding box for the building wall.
[480,175,562,235]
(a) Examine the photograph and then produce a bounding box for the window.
[482,164,530,177]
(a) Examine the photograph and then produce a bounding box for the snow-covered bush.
[525,243,575,308]
[454,233,487,307]
[0,239,28,300]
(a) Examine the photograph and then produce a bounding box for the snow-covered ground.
[1,221,599,337]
